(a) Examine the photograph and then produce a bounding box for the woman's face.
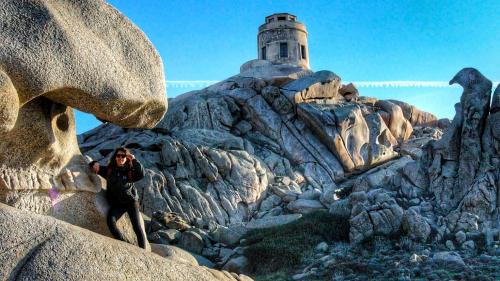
[115,151,127,166]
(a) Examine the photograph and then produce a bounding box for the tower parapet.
[257,13,309,69]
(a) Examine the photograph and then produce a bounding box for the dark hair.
[88,160,99,169]
[108,147,131,167]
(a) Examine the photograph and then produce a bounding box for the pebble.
[315,242,329,253]
[445,240,455,250]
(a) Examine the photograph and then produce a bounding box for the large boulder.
[0,0,166,177]
[348,189,404,244]
[281,70,342,103]
[422,68,498,233]
[0,203,252,281]
[0,0,167,246]
[401,208,431,242]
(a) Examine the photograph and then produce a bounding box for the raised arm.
[131,159,145,182]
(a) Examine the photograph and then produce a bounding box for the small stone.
[234,120,253,134]
[153,211,190,231]
[455,231,466,244]
[178,231,204,254]
[432,251,465,266]
[409,253,422,263]
[462,240,475,250]
[292,272,312,280]
[201,247,219,259]
[315,242,329,253]
[420,202,433,212]
[219,247,235,264]
[234,246,245,255]
[287,199,325,214]
[266,207,283,217]
[157,229,181,243]
[147,232,163,244]
[409,198,420,205]
[445,240,455,250]
[281,176,292,186]
[222,256,250,275]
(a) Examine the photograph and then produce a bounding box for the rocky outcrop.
[337,68,500,247]
[0,203,252,281]
[419,69,499,241]
[348,189,404,244]
[424,68,493,213]
[80,68,437,237]
[0,0,167,246]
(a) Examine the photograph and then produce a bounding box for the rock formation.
[0,1,260,280]
[330,68,500,247]
[79,66,500,279]
[421,69,499,243]
[2,2,496,280]
[0,203,251,281]
[0,0,167,245]
[79,63,441,242]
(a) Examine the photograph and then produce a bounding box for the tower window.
[280,43,288,58]
[267,18,274,23]
[277,16,286,21]
[301,45,306,59]
[261,47,266,60]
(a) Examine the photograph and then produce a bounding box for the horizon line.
[165,80,500,88]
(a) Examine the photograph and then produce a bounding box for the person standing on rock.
[89,147,146,249]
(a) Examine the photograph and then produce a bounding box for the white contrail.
[166,80,499,88]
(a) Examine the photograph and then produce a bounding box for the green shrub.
[244,211,349,275]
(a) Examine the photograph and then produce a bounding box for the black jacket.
[98,159,145,206]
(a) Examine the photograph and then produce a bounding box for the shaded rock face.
[420,69,499,230]
[79,68,438,235]
[348,189,404,244]
[0,204,251,281]
[424,69,493,213]
[332,68,500,246]
[0,0,167,246]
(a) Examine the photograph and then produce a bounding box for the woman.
[89,147,146,249]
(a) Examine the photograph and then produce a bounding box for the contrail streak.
[166,80,500,88]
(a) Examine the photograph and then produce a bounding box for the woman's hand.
[90,162,100,173]
[127,154,135,161]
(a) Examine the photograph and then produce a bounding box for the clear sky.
[75,0,500,134]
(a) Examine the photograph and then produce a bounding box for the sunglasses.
[115,154,127,158]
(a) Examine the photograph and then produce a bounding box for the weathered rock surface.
[401,208,431,242]
[432,251,465,266]
[245,214,302,229]
[287,199,325,214]
[151,243,200,266]
[79,68,437,239]
[348,189,404,244]
[324,69,500,248]
[0,204,251,281]
[0,0,168,246]
[415,69,500,244]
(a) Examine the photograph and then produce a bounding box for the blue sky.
[75,0,499,133]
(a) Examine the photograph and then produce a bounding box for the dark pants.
[107,201,146,249]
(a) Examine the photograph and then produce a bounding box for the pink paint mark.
[48,188,60,211]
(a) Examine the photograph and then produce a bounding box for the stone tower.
[258,13,309,69]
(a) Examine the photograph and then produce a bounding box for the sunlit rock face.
[80,66,440,230]
[0,0,167,244]
[0,203,252,281]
